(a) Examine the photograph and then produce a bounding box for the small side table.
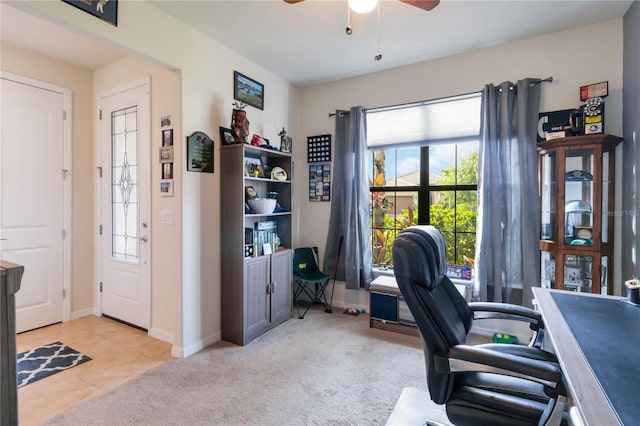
[1,260,24,426]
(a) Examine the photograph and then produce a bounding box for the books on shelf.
[244,221,280,257]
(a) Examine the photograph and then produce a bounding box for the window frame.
[369,144,478,269]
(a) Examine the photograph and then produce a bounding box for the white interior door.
[99,81,150,330]
[0,75,67,333]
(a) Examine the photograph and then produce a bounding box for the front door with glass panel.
[99,81,150,330]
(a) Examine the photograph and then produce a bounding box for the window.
[366,93,480,269]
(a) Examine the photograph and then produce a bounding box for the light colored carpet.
[44,307,451,425]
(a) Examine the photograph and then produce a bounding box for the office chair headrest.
[393,226,447,291]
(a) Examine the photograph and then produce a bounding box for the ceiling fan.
[284,0,440,62]
[283,0,440,13]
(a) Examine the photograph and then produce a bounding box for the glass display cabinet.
[537,134,622,294]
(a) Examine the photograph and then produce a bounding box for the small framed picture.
[159,146,174,163]
[160,114,172,129]
[160,179,173,197]
[244,155,264,178]
[220,127,236,145]
[162,163,173,180]
[162,129,173,146]
[262,243,273,255]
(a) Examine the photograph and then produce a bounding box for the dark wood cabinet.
[537,134,622,294]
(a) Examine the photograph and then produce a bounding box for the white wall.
[296,19,625,312]
[12,0,301,357]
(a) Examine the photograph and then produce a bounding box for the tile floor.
[16,315,172,425]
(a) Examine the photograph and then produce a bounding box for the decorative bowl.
[247,198,277,214]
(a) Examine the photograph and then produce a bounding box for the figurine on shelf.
[231,102,250,143]
[278,127,292,153]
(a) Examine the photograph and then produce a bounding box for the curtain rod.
[328,109,352,118]
[327,77,553,117]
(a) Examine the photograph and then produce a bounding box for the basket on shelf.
[247,198,277,214]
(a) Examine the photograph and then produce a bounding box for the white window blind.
[366,92,481,149]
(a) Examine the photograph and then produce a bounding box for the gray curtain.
[323,106,373,289]
[474,79,541,307]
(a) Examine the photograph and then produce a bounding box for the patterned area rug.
[17,341,91,388]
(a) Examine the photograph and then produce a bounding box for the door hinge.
[62,110,67,121]
[99,282,103,293]
[99,225,103,235]
[62,229,66,240]
[62,288,66,299]
[96,166,102,178]
[99,109,102,120]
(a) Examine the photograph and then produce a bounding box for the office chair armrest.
[436,344,564,388]
[469,302,543,330]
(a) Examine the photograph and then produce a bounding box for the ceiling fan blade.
[283,0,305,4]
[399,0,440,11]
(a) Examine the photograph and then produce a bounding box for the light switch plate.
[161,210,174,225]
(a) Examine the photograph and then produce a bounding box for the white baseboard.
[149,327,174,345]
[70,308,95,320]
[171,331,220,358]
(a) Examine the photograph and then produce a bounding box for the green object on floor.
[492,332,519,344]
[343,307,360,316]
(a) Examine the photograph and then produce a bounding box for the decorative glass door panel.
[564,254,592,292]
[111,106,139,262]
[540,152,556,241]
[602,151,610,243]
[601,255,609,295]
[541,251,555,289]
[564,149,594,246]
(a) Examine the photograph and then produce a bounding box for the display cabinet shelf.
[537,134,622,295]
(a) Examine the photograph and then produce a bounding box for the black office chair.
[292,247,332,319]
[392,226,567,426]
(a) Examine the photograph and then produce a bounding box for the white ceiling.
[1,1,634,86]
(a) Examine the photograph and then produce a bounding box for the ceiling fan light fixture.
[348,0,378,14]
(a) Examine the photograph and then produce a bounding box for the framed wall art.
[62,0,118,26]
[160,179,173,197]
[309,164,331,202]
[159,146,174,163]
[187,131,214,173]
[162,129,173,146]
[234,71,264,110]
[307,134,332,163]
[220,127,236,145]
